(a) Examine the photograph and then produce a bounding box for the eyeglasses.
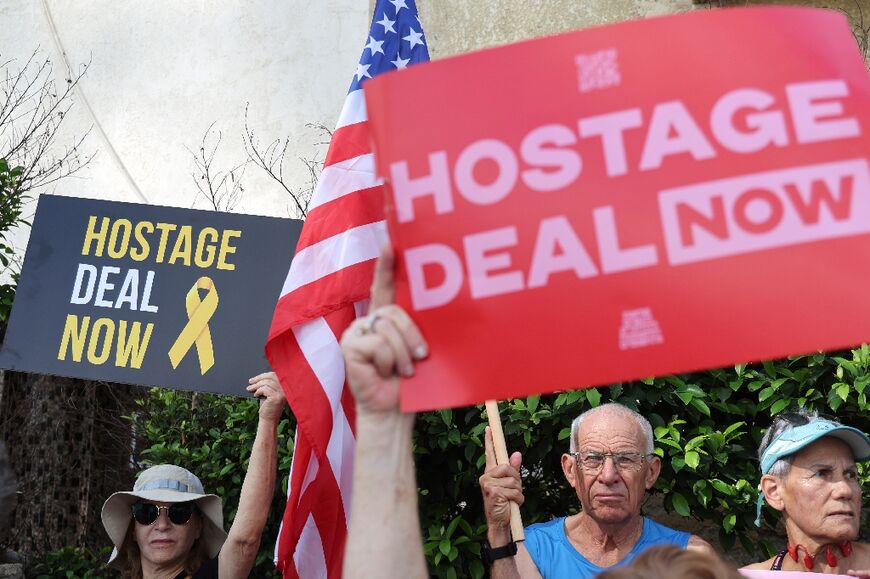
[131,502,195,526]
[570,451,651,473]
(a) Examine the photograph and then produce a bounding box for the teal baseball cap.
[755,418,870,526]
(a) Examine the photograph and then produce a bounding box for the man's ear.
[561,453,578,487]
[645,455,662,490]
[760,475,786,512]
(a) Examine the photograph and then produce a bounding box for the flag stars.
[355,62,372,82]
[376,13,396,34]
[389,0,409,13]
[364,35,384,55]
[391,54,411,69]
[403,28,424,50]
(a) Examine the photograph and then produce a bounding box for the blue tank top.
[524,516,691,578]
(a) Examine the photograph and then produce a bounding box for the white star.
[389,0,408,13]
[364,35,384,55]
[355,62,372,82]
[376,14,396,34]
[391,54,411,69]
[403,28,424,50]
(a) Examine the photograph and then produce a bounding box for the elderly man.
[480,402,712,578]
[339,248,713,578]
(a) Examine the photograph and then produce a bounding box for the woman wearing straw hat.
[745,410,870,575]
[101,372,285,579]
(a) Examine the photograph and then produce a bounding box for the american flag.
[266,1,429,577]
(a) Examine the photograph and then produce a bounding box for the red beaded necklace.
[787,541,852,570]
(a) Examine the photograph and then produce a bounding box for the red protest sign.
[364,7,870,412]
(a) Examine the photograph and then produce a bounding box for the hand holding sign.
[246,372,286,423]
[340,246,429,415]
[480,426,525,544]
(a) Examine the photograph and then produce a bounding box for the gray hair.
[758,409,828,477]
[570,402,655,455]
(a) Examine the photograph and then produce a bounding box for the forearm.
[487,526,520,579]
[226,416,278,552]
[343,411,426,579]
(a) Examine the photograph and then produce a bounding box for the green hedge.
[415,348,870,578]
[28,348,870,578]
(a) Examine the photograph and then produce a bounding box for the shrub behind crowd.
[24,349,870,577]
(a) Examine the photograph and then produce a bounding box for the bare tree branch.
[243,103,330,219]
[187,121,248,212]
[0,49,94,200]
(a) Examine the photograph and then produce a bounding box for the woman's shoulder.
[741,557,776,570]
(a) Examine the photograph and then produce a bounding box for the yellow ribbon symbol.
[168,276,218,374]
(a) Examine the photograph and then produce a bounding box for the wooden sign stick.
[484,399,525,541]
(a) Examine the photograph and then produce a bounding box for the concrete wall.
[417,0,868,60]
[0,0,369,264]
[2,0,866,250]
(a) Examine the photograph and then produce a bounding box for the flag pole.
[484,400,525,541]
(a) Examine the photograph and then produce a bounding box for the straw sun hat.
[101,464,227,567]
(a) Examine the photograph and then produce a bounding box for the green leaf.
[684,450,700,469]
[439,539,451,556]
[689,398,710,416]
[675,391,693,405]
[836,382,851,401]
[723,422,745,437]
[758,386,776,402]
[439,408,453,426]
[770,398,791,415]
[711,479,735,496]
[586,388,601,407]
[446,516,460,538]
[671,492,690,517]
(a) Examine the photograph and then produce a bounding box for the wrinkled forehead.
[577,410,646,450]
[791,436,856,465]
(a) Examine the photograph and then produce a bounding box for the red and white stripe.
[266,86,383,579]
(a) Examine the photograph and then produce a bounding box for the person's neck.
[783,520,853,572]
[568,512,644,566]
[142,560,186,579]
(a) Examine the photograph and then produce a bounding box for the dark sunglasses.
[131,501,195,526]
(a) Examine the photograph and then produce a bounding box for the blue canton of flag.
[349,0,430,93]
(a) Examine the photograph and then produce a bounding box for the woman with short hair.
[745,410,870,575]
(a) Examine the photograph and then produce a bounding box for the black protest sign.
[0,195,301,396]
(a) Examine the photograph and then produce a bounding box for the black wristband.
[482,539,518,564]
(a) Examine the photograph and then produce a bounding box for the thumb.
[484,427,497,471]
[370,245,396,309]
[509,451,522,471]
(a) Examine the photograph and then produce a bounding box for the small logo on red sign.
[576,49,621,92]
[619,308,664,350]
